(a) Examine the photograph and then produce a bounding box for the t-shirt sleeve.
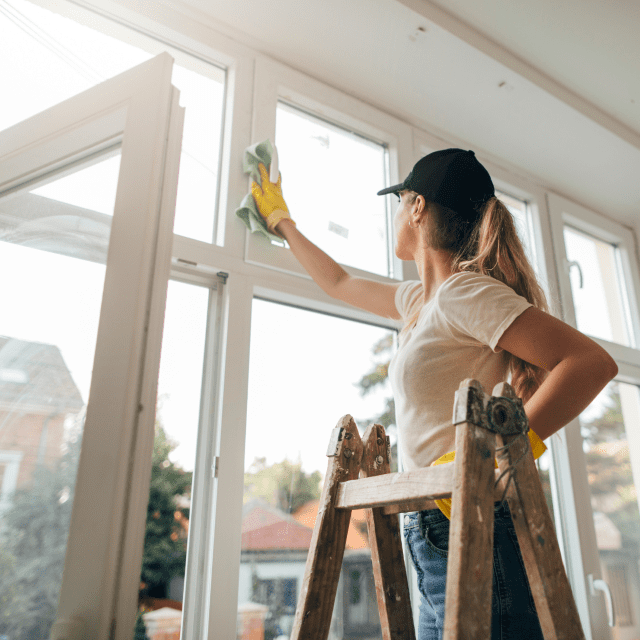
[437,273,533,352]
[395,280,423,321]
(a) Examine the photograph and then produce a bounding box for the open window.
[0,53,184,639]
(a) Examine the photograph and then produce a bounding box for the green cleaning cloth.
[235,139,285,245]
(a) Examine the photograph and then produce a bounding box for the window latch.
[564,259,584,289]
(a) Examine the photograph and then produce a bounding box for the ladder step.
[336,465,507,511]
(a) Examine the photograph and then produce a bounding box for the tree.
[0,546,23,629]
[355,332,399,471]
[244,457,322,514]
[139,421,192,599]
[0,405,193,640]
[133,611,149,640]
[0,414,82,640]
[580,384,639,550]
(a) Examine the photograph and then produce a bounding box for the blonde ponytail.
[400,193,549,404]
[455,197,549,403]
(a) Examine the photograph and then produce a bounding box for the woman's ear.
[415,195,427,220]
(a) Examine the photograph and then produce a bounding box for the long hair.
[400,192,549,404]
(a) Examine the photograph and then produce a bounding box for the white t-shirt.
[388,271,532,471]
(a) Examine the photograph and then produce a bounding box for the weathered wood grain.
[290,415,364,640]
[291,380,586,640]
[336,463,453,509]
[382,497,441,515]
[497,430,587,640]
[361,424,416,640]
[338,465,508,512]
[443,380,497,640]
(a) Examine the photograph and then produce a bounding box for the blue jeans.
[403,501,544,640]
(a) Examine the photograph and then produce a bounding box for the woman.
[252,148,617,639]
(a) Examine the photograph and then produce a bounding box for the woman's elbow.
[594,349,618,382]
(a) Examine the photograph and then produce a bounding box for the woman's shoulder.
[435,271,527,310]
[438,270,512,296]
[396,280,424,317]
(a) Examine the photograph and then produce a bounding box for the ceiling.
[174,0,640,225]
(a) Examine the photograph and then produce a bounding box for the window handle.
[588,573,615,627]
[564,259,584,289]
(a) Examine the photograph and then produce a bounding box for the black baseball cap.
[377,148,495,221]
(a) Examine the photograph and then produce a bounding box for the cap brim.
[377,183,404,196]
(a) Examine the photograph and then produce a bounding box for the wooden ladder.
[289,378,587,640]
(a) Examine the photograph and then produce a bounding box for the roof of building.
[0,337,83,412]
[241,499,314,551]
[293,499,370,551]
[241,497,371,552]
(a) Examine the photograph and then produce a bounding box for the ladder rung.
[336,466,507,511]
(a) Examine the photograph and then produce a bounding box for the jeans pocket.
[423,520,449,558]
[404,526,427,596]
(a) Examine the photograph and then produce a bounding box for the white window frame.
[13,2,640,637]
[170,49,410,640]
[0,53,184,640]
[26,0,227,247]
[546,191,640,639]
[548,191,640,365]
[245,56,413,283]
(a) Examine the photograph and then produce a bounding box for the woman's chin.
[395,246,412,261]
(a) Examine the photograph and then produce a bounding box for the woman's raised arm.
[276,219,401,321]
[251,162,401,320]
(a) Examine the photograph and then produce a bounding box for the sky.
[0,0,621,480]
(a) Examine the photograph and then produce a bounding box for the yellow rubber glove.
[251,162,296,237]
[429,429,547,520]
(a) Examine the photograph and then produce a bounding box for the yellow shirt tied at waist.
[429,429,547,520]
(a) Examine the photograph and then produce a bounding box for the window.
[1,0,225,244]
[563,226,633,346]
[282,578,297,612]
[547,186,640,636]
[607,566,633,627]
[238,299,395,639]
[246,57,411,282]
[137,280,209,608]
[1,52,188,638]
[496,190,537,271]
[577,380,640,630]
[254,578,297,613]
[343,561,380,636]
[0,151,116,639]
[548,192,640,352]
[275,102,390,276]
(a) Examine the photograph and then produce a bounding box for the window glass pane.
[1,0,224,244]
[238,300,397,639]
[136,280,209,634]
[275,102,390,277]
[563,226,632,346]
[0,152,117,640]
[496,191,537,272]
[578,380,640,632]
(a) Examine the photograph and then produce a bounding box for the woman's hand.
[496,306,618,440]
[251,163,296,236]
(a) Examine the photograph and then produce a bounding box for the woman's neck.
[414,247,456,305]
